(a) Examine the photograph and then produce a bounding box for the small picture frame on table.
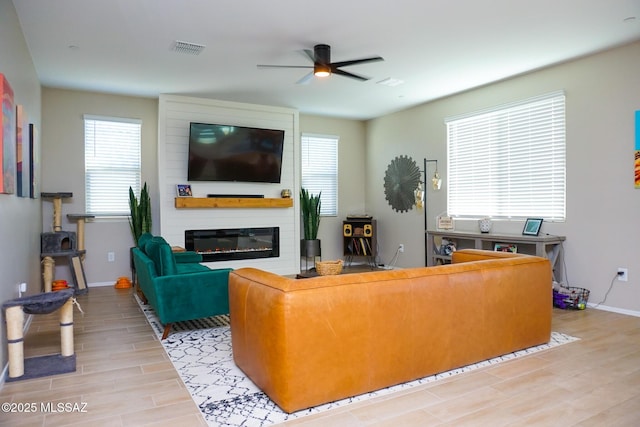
[522,218,543,236]
[436,215,454,230]
[176,184,192,197]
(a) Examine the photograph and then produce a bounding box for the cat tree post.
[42,256,55,293]
[67,214,95,260]
[60,299,74,357]
[2,289,77,382]
[52,197,62,231]
[5,306,24,378]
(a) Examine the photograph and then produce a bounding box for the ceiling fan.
[257,44,383,84]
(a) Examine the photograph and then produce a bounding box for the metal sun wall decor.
[384,155,421,212]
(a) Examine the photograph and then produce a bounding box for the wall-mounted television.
[187,122,285,183]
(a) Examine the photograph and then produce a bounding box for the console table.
[426,230,565,281]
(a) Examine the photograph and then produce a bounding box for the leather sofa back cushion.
[144,236,177,276]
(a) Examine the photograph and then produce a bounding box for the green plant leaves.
[300,188,321,240]
[129,182,152,245]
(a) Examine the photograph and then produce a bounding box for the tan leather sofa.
[229,249,552,413]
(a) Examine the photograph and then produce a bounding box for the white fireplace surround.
[158,95,300,275]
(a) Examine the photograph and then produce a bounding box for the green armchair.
[132,233,232,339]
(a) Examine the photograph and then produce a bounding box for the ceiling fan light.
[314,64,331,77]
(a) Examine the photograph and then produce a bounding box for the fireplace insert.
[185,227,279,262]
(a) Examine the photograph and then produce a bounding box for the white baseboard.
[89,281,115,287]
[588,303,640,318]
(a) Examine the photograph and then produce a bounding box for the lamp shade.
[432,172,442,190]
[314,63,331,77]
[414,183,424,209]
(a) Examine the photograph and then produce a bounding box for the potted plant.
[300,188,321,270]
[129,182,152,246]
[128,183,152,290]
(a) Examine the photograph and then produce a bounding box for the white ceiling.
[12,0,640,120]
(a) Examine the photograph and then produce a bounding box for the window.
[301,134,338,216]
[446,91,566,220]
[84,115,142,215]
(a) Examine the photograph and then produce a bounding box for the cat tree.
[40,192,90,293]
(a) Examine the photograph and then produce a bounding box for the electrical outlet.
[20,282,27,293]
[617,268,628,282]
[108,251,115,262]
[398,244,404,253]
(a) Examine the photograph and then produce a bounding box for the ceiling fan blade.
[332,68,370,81]
[296,72,314,85]
[331,56,384,68]
[257,64,314,69]
[302,49,315,63]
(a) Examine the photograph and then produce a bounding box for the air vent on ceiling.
[172,40,206,55]
[377,77,404,87]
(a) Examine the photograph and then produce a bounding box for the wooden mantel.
[175,197,293,209]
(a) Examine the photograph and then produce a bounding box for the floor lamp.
[415,158,442,266]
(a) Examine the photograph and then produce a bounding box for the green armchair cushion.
[174,251,203,264]
[144,236,177,276]
[139,232,203,264]
[176,261,211,274]
[138,232,153,250]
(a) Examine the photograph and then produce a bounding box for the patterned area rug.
[136,296,579,427]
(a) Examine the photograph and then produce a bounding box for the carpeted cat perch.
[2,289,77,382]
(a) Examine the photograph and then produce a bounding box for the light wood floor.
[1,286,639,427]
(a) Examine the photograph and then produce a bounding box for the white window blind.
[446,91,566,220]
[301,134,338,216]
[84,115,142,215]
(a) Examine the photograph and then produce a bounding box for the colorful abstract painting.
[635,110,640,189]
[16,104,29,197]
[1,73,16,194]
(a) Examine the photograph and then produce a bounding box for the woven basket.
[316,259,343,276]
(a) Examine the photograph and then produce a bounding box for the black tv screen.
[187,122,285,183]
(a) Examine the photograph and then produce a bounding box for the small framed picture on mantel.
[176,184,192,197]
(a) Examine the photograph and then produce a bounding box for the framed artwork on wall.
[1,73,16,194]
[635,110,639,189]
[29,123,39,198]
[16,104,28,197]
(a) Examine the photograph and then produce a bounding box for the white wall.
[366,40,640,314]
[0,0,42,377]
[41,88,158,285]
[158,95,300,275]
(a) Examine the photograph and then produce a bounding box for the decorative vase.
[478,218,492,233]
[301,239,321,271]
